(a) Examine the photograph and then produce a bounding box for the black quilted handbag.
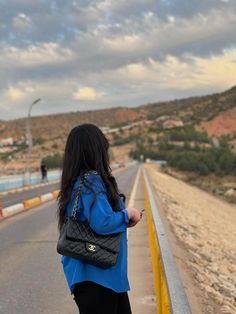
[57,171,121,268]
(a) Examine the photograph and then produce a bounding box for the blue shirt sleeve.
[80,174,129,235]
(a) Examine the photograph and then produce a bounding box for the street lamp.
[25,98,41,185]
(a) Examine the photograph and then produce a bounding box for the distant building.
[0,146,17,153]
[168,140,211,149]
[100,127,110,134]
[143,120,153,125]
[0,137,14,146]
[107,128,119,134]
[120,125,132,131]
[169,141,185,147]
[156,115,170,122]
[163,119,184,129]
[131,121,141,127]
[228,139,236,151]
[212,137,220,148]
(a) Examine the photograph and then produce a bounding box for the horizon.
[1,83,234,122]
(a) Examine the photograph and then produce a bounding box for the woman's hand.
[126,207,143,228]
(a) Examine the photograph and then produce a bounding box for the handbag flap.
[66,218,121,254]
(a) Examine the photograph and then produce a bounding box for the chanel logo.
[87,244,96,252]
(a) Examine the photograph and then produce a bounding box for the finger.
[128,221,137,228]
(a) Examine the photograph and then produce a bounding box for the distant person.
[57,124,143,314]
[40,162,48,182]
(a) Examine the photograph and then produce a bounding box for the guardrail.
[0,170,61,192]
[0,162,133,193]
[142,167,192,314]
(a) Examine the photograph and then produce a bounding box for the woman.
[57,124,142,314]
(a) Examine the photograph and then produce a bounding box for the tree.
[42,153,63,169]
[159,138,170,151]
[197,163,210,176]
[147,136,154,145]
[218,151,234,174]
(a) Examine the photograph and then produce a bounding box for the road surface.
[1,183,60,208]
[0,164,139,314]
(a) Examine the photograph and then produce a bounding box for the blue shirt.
[60,170,130,295]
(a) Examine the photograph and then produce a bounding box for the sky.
[0,0,236,120]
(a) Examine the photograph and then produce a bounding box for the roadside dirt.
[145,163,236,314]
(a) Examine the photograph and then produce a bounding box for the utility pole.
[24,98,41,185]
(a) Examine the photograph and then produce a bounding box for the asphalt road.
[1,183,60,208]
[0,164,139,314]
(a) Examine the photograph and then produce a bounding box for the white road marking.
[127,165,141,237]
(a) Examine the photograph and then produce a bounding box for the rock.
[224,188,236,196]
[211,282,220,291]
[206,305,214,313]
[200,251,213,262]
[207,263,219,274]
[218,274,230,284]
[189,251,201,263]
[218,283,236,298]
[227,264,236,273]
[220,304,236,314]
[196,273,205,283]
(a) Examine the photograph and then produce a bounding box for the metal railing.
[143,167,192,314]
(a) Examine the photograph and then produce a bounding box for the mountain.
[0,84,235,171]
[1,85,235,143]
[0,107,143,141]
[200,107,236,137]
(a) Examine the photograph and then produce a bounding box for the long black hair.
[57,123,125,230]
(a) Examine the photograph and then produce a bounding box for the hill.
[0,85,235,142]
[0,85,235,174]
[200,106,236,136]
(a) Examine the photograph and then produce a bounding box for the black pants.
[73,281,132,314]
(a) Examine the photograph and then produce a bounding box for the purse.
[56,171,121,268]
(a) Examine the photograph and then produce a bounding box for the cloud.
[0,42,74,69]
[5,87,26,101]
[0,0,235,119]
[73,87,106,101]
[156,0,236,19]
[1,49,235,113]
[99,7,236,59]
[97,0,156,18]
[89,49,236,93]
[12,12,31,31]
